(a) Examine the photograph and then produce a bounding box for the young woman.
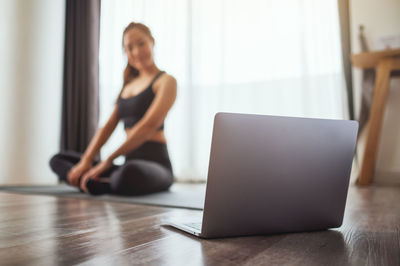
[50,22,177,196]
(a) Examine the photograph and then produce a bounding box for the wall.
[350,0,400,183]
[0,0,65,184]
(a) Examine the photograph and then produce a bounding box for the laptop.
[164,112,358,238]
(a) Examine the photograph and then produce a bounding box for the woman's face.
[123,28,154,70]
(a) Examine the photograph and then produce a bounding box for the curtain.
[99,0,345,181]
[61,0,101,155]
[337,0,354,121]
[357,26,376,135]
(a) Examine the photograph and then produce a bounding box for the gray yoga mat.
[0,184,205,210]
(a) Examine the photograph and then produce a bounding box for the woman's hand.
[67,159,92,187]
[80,159,113,193]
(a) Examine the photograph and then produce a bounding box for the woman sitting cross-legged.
[49,22,177,196]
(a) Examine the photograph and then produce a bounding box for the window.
[99,0,345,181]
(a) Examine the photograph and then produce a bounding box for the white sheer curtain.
[99,0,345,181]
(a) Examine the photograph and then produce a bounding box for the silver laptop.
[165,112,358,238]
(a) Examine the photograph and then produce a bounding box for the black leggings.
[49,142,174,195]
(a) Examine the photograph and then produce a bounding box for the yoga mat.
[0,184,205,210]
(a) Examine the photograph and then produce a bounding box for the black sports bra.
[117,71,165,130]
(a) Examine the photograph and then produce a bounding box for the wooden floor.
[0,184,399,266]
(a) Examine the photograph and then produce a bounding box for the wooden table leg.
[357,58,393,185]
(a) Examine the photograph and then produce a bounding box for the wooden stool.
[351,48,400,185]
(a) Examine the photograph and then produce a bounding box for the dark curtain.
[357,26,375,134]
[337,0,355,121]
[61,0,101,154]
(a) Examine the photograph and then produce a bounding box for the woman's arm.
[81,106,120,163]
[108,75,177,162]
[67,106,120,186]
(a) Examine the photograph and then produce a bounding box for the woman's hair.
[117,22,155,102]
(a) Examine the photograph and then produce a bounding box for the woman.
[50,22,177,196]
